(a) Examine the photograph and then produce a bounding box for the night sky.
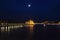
[0,0,60,22]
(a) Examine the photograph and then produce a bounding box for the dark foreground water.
[0,24,60,40]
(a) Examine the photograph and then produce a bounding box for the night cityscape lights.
[0,20,60,32]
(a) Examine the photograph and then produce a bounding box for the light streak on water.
[0,25,24,32]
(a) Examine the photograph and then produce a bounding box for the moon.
[28,4,31,7]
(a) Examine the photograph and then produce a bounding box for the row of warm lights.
[1,20,60,26]
[1,25,23,32]
[1,20,60,32]
[0,20,34,32]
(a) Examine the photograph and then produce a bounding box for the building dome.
[25,20,35,30]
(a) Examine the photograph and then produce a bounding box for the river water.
[0,24,60,40]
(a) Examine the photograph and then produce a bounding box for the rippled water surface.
[0,24,60,40]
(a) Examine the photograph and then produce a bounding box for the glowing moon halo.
[28,4,31,7]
